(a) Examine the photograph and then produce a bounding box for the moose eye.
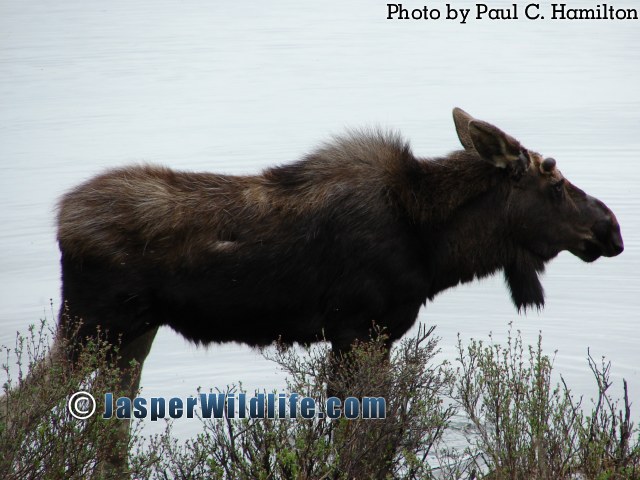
[551,179,565,198]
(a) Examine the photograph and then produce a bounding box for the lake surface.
[1,0,639,439]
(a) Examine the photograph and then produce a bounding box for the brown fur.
[58,132,416,268]
[47,108,624,474]
[0,108,624,478]
[0,109,624,471]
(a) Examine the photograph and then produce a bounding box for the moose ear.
[468,120,523,168]
[452,107,476,151]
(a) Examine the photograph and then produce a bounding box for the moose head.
[451,108,623,309]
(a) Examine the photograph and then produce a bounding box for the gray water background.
[1,0,638,439]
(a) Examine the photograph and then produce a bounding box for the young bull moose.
[56,107,623,381]
[57,108,623,371]
[12,108,626,472]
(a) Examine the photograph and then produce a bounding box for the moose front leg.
[95,326,159,478]
[327,328,393,401]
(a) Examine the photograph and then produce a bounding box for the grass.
[1,319,638,479]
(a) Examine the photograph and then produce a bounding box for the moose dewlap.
[57,108,623,373]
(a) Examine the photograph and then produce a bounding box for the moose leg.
[328,334,396,480]
[96,325,159,477]
[327,326,394,400]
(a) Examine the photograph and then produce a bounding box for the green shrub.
[0,319,143,479]
[1,317,638,479]
[453,324,639,479]
[130,324,456,479]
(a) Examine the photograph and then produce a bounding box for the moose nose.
[610,224,624,255]
[592,218,624,257]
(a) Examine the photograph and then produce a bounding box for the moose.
[4,108,624,473]
[55,107,623,391]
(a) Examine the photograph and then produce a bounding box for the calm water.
[1,0,639,438]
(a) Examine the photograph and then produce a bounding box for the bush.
[130,325,456,479]
[452,324,640,479]
[1,318,638,479]
[0,318,143,479]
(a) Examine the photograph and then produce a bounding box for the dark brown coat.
[57,108,623,357]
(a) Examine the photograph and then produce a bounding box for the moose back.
[57,108,623,373]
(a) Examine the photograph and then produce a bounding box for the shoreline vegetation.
[1,318,638,479]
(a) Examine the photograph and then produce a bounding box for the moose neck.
[426,188,509,297]
[408,152,544,308]
[407,151,504,223]
[413,151,545,309]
